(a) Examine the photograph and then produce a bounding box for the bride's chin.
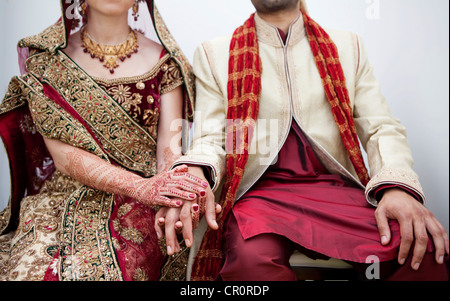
[86,0,135,17]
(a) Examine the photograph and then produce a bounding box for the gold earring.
[132,1,140,21]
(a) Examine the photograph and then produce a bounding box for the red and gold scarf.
[190,10,370,281]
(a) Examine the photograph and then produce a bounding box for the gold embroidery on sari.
[0,193,65,281]
[143,107,160,139]
[120,227,144,245]
[17,18,67,52]
[15,73,123,281]
[92,53,171,86]
[20,74,106,160]
[160,60,183,95]
[40,171,81,195]
[117,203,133,217]
[60,187,121,281]
[93,54,182,140]
[2,1,195,282]
[0,77,26,115]
[25,51,158,177]
[107,85,143,119]
[159,241,189,281]
[152,7,195,121]
[0,206,12,238]
[133,267,149,281]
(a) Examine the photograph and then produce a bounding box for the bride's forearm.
[62,147,150,201]
[43,137,156,203]
[43,138,200,207]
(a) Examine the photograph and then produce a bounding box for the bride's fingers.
[151,195,183,208]
[171,172,209,188]
[159,187,197,201]
[166,180,207,197]
[191,203,200,230]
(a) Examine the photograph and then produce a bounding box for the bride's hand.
[137,165,209,207]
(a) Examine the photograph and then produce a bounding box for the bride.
[0,0,203,281]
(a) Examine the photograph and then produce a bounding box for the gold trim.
[16,72,123,281]
[59,187,122,281]
[17,73,109,160]
[365,167,426,206]
[57,50,158,176]
[17,17,66,52]
[0,77,26,115]
[152,6,195,120]
[160,79,183,95]
[92,54,171,86]
[25,50,159,177]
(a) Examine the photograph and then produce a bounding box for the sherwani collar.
[254,12,306,48]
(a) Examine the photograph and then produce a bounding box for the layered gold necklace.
[81,27,139,74]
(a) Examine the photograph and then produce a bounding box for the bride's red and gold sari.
[0,0,194,281]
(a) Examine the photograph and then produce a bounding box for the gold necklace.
[81,27,139,74]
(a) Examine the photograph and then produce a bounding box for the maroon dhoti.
[219,122,448,281]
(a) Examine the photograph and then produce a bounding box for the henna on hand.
[62,149,202,207]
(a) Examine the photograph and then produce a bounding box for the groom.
[162,0,449,281]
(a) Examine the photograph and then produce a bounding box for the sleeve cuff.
[373,184,422,203]
[365,167,426,206]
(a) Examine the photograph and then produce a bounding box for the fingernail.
[438,256,444,264]
[167,246,172,255]
[189,193,196,199]
[399,258,406,265]
[202,181,208,187]
[156,231,161,239]
[176,201,183,206]
[200,190,206,196]
[413,263,420,270]
[192,204,199,212]
[381,235,388,245]
[185,239,191,247]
